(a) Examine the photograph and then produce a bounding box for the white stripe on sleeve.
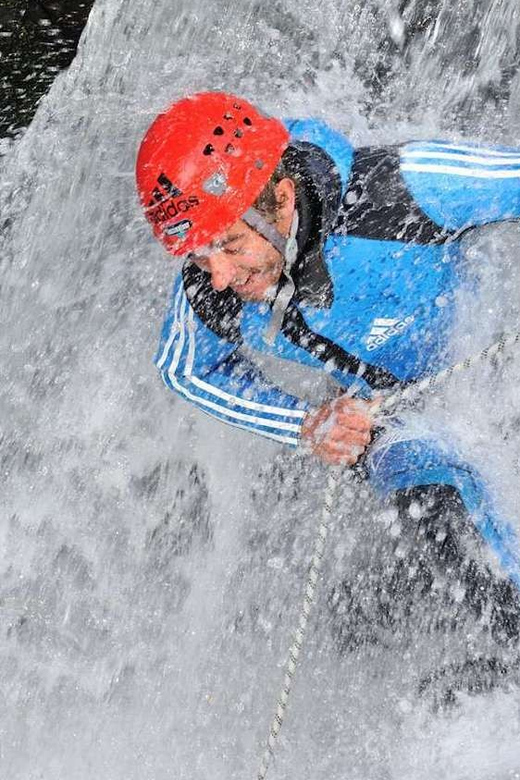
[402,150,520,166]
[400,162,520,179]
[411,142,520,158]
[184,308,306,420]
[165,371,299,446]
[164,293,304,436]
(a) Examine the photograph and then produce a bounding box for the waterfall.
[2,1,520,777]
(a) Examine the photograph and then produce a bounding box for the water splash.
[2,0,520,777]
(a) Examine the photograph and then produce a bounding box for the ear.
[274,177,296,226]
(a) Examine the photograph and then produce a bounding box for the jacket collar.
[283,141,342,308]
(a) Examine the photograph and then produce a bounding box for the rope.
[379,331,520,415]
[256,329,520,779]
[257,466,342,780]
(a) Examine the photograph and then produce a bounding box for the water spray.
[257,329,520,779]
[379,330,520,415]
[257,466,341,780]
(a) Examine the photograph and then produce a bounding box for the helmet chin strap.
[242,207,299,346]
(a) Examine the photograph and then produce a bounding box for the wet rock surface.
[0,0,95,140]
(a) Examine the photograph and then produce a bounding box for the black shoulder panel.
[283,141,343,250]
[337,146,454,245]
[282,141,340,308]
[282,304,403,391]
[182,262,243,343]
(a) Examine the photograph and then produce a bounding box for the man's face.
[188,177,296,302]
[188,219,285,302]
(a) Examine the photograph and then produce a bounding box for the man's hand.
[300,395,378,466]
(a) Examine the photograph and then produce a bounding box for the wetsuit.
[156,119,520,654]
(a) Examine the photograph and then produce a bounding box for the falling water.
[2,1,520,778]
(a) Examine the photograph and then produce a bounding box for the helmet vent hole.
[225,143,235,154]
[233,103,242,110]
[233,128,243,138]
[243,117,253,126]
[213,126,224,136]
[203,144,215,155]
[223,113,234,120]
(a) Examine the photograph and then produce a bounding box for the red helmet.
[136,92,290,256]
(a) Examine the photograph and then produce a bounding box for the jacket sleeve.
[154,276,310,447]
[399,140,520,232]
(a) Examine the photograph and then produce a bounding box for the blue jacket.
[155,119,520,447]
[154,119,520,587]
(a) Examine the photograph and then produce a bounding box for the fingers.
[312,440,365,466]
[301,394,378,467]
[333,397,374,422]
[331,399,373,435]
[333,410,372,432]
[325,427,371,447]
[368,396,383,413]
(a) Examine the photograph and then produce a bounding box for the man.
[136,92,520,669]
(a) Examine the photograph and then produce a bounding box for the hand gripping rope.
[256,330,520,780]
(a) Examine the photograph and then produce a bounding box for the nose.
[207,255,236,292]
